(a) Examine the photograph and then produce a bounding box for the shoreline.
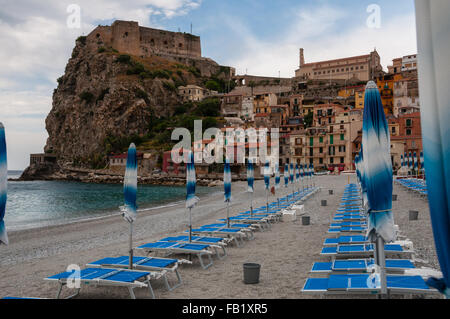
[5,183,221,234]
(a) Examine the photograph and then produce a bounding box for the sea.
[4,170,217,231]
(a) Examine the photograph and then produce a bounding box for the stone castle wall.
[87,20,201,59]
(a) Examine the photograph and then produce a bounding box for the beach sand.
[0,174,440,299]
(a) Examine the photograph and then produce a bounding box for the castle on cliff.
[87,20,235,78]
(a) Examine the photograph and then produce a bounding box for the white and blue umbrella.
[362,81,395,294]
[404,152,407,168]
[186,151,199,241]
[414,151,418,172]
[247,160,254,216]
[408,151,413,171]
[0,123,8,245]
[186,151,199,209]
[247,160,254,193]
[415,0,450,296]
[284,163,289,188]
[289,163,294,184]
[224,157,232,227]
[275,163,280,190]
[122,143,137,223]
[362,81,395,242]
[299,163,304,190]
[420,151,424,171]
[120,143,138,268]
[400,154,404,168]
[264,160,271,211]
[295,164,299,183]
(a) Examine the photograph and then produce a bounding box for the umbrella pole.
[376,236,388,298]
[227,201,230,228]
[189,207,192,243]
[129,222,133,269]
[250,191,253,218]
[266,189,269,213]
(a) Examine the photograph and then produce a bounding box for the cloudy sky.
[0,0,417,170]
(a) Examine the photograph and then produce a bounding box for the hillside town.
[166,48,421,177]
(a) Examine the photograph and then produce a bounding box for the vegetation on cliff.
[44,36,230,170]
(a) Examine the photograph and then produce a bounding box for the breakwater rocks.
[15,164,225,187]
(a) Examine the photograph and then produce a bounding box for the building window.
[340,157,345,164]
[319,147,323,154]
[330,135,334,144]
[319,158,323,164]
[330,157,334,164]
[406,119,412,126]
[340,134,344,141]
[406,129,412,135]
[319,136,323,143]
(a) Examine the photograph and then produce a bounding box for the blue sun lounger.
[320,244,411,258]
[45,267,159,299]
[324,235,368,246]
[87,255,189,291]
[218,216,271,231]
[159,235,228,258]
[302,274,437,296]
[327,226,366,234]
[136,242,217,269]
[310,259,415,274]
[189,226,247,247]
[201,223,256,237]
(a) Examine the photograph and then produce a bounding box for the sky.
[0,0,418,170]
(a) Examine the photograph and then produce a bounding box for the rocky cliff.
[42,33,230,169]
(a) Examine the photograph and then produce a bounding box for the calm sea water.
[5,171,216,231]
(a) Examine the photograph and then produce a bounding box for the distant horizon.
[0,0,418,170]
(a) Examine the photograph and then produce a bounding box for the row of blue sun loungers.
[396,178,428,197]
[302,183,438,297]
[43,186,319,299]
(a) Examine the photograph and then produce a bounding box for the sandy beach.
[0,174,441,299]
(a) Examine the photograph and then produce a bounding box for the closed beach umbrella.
[186,151,199,242]
[408,151,413,170]
[415,0,450,297]
[263,160,270,190]
[247,160,254,216]
[224,157,231,227]
[420,151,424,171]
[121,143,138,268]
[400,154,404,168]
[186,151,199,209]
[264,160,270,211]
[247,160,254,193]
[284,163,289,188]
[289,163,294,184]
[362,81,395,295]
[414,151,418,171]
[122,143,137,223]
[0,123,8,245]
[275,163,280,190]
[295,163,299,183]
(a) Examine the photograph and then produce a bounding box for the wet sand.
[0,174,441,299]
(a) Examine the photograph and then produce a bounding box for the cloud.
[0,0,202,170]
[219,4,417,78]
